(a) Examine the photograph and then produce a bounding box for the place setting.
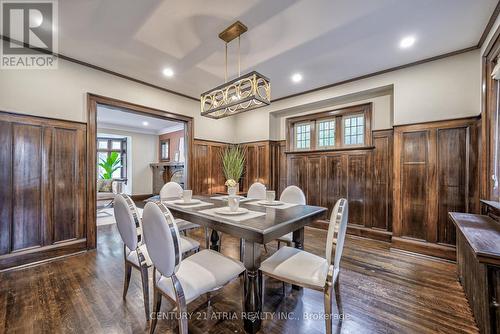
[163,190,213,208]
[200,195,265,222]
[250,190,299,210]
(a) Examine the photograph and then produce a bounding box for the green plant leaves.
[98,151,122,180]
[220,145,246,182]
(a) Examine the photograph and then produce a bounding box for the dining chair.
[159,182,199,234]
[142,201,245,334]
[276,185,306,248]
[247,182,267,199]
[114,194,201,320]
[259,198,349,334]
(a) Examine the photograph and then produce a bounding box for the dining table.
[146,195,327,334]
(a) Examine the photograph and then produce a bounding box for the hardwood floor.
[0,224,478,334]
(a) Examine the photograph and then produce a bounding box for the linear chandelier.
[200,21,271,119]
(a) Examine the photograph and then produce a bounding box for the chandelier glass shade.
[200,21,271,119]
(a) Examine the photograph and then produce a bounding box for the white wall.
[0,41,481,144]
[234,49,480,141]
[0,42,237,143]
[98,127,157,195]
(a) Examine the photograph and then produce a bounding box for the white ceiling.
[52,0,498,99]
[97,105,184,135]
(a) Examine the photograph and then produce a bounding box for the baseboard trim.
[391,237,456,261]
[0,239,88,271]
[311,220,392,243]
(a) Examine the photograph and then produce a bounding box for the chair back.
[247,182,266,199]
[160,181,183,200]
[142,202,182,277]
[279,185,306,205]
[114,194,140,251]
[325,198,348,269]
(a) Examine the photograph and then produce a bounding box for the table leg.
[239,238,245,262]
[210,229,220,252]
[243,240,262,334]
[292,227,305,291]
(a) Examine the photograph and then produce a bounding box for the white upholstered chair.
[142,201,245,334]
[114,194,200,320]
[159,182,199,234]
[276,186,307,248]
[247,182,267,199]
[259,198,349,334]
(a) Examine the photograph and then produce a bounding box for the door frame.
[86,93,194,249]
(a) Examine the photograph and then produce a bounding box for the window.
[97,137,127,180]
[317,119,335,148]
[287,103,371,151]
[294,123,311,149]
[343,114,364,146]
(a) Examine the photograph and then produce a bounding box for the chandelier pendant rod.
[225,42,228,83]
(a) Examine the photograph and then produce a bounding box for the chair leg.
[150,289,162,334]
[204,227,210,249]
[263,244,268,253]
[260,273,265,307]
[123,261,132,299]
[324,285,333,334]
[334,278,343,321]
[277,240,281,249]
[140,264,150,320]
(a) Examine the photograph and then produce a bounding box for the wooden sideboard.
[449,205,500,334]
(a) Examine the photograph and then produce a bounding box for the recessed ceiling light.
[162,68,174,77]
[291,73,303,83]
[142,121,149,126]
[400,36,416,49]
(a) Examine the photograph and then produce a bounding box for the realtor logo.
[1,0,58,69]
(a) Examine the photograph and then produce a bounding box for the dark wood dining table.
[157,195,327,334]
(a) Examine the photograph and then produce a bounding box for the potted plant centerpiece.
[221,145,245,196]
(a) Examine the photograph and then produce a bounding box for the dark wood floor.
[0,224,478,334]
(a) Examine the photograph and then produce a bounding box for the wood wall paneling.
[347,153,370,227]
[0,121,12,255]
[393,118,480,260]
[400,130,429,241]
[372,130,393,231]
[306,156,322,206]
[0,112,87,270]
[12,123,43,251]
[192,139,228,195]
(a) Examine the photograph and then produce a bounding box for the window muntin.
[294,123,311,150]
[317,119,335,148]
[343,114,365,146]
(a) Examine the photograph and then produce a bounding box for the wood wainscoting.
[192,139,284,196]
[285,129,393,242]
[393,117,480,260]
[0,112,88,270]
[241,140,283,193]
[192,139,229,195]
